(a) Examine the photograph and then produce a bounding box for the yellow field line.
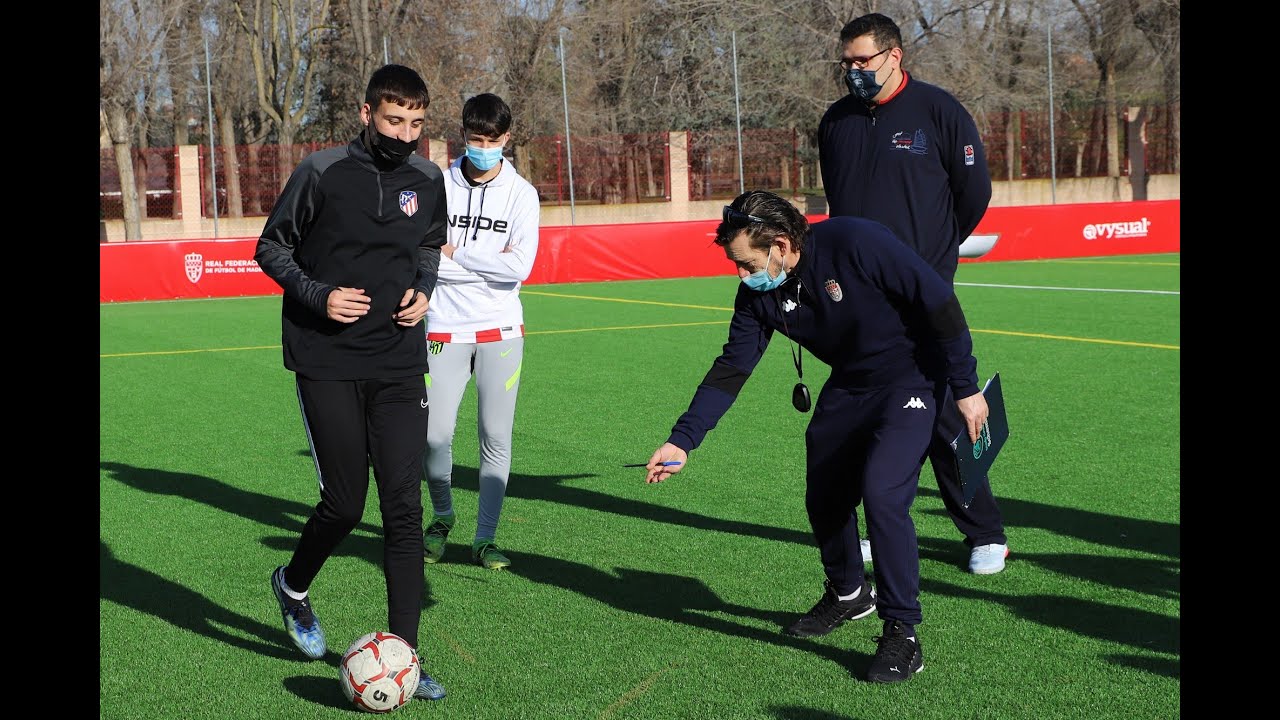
[100,322,1177,358]
[598,666,673,720]
[99,345,280,358]
[433,629,476,665]
[973,328,1177,350]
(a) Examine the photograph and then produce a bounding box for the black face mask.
[366,124,417,166]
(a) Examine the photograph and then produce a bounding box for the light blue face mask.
[742,247,787,292]
[465,144,505,171]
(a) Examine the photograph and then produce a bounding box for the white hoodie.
[426,156,541,342]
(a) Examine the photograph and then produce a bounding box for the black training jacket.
[255,137,447,380]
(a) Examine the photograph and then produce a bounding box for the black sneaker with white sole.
[866,619,924,683]
[782,579,876,637]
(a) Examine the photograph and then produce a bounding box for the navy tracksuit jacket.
[666,216,980,626]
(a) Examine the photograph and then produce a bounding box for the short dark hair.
[715,191,809,253]
[839,13,903,52]
[462,93,513,138]
[365,64,430,111]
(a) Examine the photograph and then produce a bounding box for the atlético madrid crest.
[399,190,418,217]
[824,278,843,301]
[185,253,203,283]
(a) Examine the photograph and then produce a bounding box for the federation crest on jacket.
[825,278,843,301]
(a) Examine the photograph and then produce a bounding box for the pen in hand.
[622,461,683,468]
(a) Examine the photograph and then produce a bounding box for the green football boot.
[472,539,511,570]
[423,514,456,564]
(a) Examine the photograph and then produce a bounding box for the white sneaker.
[860,538,872,564]
[968,543,1009,574]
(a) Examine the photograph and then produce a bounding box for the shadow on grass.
[1105,653,1180,679]
[916,486,1179,559]
[100,539,298,660]
[920,576,1179,658]
[915,536,1179,601]
[507,550,876,678]
[449,465,814,547]
[100,460,382,537]
[102,460,436,610]
[282,674,348,710]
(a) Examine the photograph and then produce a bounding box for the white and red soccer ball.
[338,632,420,713]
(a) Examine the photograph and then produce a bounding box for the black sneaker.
[782,579,876,637]
[866,619,924,683]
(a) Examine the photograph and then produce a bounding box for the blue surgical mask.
[742,247,788,292]
[465,144,505,171]
[844,67,884,101]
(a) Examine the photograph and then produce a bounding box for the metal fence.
[99,146,180,219]
[978,102,1179,181]
[452,132,672,206]
[99,101,1179,220]
[689,129,800,201]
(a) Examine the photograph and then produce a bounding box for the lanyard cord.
[775,280,804,380]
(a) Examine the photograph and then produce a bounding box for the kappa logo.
[824,279,843,302]
[184,253,203,283]
[902,397,927,409]
[399,191,418,217]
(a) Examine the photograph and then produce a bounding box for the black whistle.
[792,383,811,413]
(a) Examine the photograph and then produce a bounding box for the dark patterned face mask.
[844,67,884,101]
[367,124,417,166]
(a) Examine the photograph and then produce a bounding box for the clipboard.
[950,373,1009,508]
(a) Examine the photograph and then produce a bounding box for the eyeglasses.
[723,206,766,226]
[839,46,891,71]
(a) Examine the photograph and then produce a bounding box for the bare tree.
[101,0,187,239]
[1129,0,1178,173]
[1068,0,1142,198]
[234,0,334,189]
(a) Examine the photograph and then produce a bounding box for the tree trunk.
[245,143,263,214]
[1104,58,1120,200]
[105,103,142,240]
[216,100,244,218]
[277,124,296,193]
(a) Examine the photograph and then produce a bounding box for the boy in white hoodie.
[421,93,541,570]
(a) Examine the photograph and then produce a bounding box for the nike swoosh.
[500,348,513,357]
[420,399,429,408]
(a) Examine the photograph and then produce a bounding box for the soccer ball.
[338,632,421,713]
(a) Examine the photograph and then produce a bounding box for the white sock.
[837,586,862,602]
[280,570,307,601]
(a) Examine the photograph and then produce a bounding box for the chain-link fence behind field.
[197,142,344,218]
[99,147,179,220]
[689,129,800,201]
[99,100,1179,221]
[979,102,1179,181]
[450,132,671,206]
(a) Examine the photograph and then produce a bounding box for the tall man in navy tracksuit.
[819,13,1008,575]
[643,191,989,684]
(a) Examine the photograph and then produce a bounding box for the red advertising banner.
[964,199,1180,264]
[100,200,1179,303]
[100,237,279,302]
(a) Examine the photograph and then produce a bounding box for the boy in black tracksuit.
[644,191,990,683]
[819,13,1007,573]
[254,64,448,701]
